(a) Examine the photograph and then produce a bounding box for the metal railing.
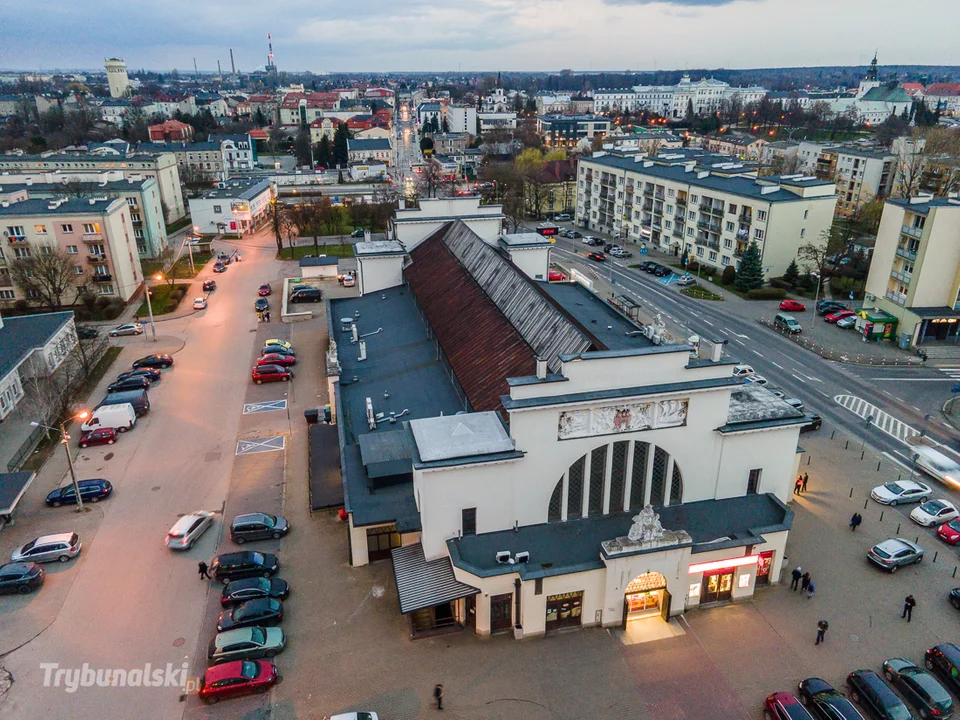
[901,224,923,239]
[885,290,907,306]
[895,246,917,261]
[890,270,912,284]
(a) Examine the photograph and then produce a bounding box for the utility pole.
[193,58,199,79]
[61,421,84,512]
[230,48,236,76]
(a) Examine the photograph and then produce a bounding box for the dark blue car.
[45,479,113,507]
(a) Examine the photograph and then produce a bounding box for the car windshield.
[256,578,270,591]
[948,519,960,531]
[884,483,906,495]
[886,705,912,720]
[922,500,946,514]
[261,514,277,527]
[20,540,35,553]
[872,545,893,559]
[250,627,266,644]
[240,661,259,680]
[250,552,265,564]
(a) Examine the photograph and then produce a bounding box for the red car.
[258,283,272,296]
[587,252,607,262]
[763,691,813,719]
[779,299,806,312]
[198,660,279,705]
[824,309,856,323]
[938,518,960,545]
[257,353,296,367]
[78,427,117,449]
[252,365,293,384]
[548,270,567,282]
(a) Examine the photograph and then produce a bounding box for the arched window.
[669,463,683,506]
[548,477,563,522]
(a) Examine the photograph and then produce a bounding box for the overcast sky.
[2,0,957,74]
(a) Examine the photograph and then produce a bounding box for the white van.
[913,445,960,488]
[81,403,136,433]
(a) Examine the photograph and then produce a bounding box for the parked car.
[213,262,226,273]
[950,588,960,610]
[548,270,567,282]
[350,227,365,238]
[732,364,755,378]
[763,691,814,719]
[871,479,932,506]
[654,266,671,277]
[165,510,216,550]
[198,660,279,705]
[846,668,913,720]
[289,287,322,303]
[76,326,99,339]
[587,252,607,262]
[676,275,697,287]
[193,297,208,310]
[11,532,82,564]
[581,236,602,246]
[910,499,960,527]
[779,300,806,312]
[882,657,954,719]
[132,354,174,369]
[937,518,960,545]
[216,598,284,632]
[257,352,295,368]
[567,230,582,239]
[203,280,217,292]
[258,283,272,296]
[610,248,632,258]
[230,513,290,543]
[774,313,802,334]
[108,323,144,337]
[263,339,292,350]
[46,479,112,507]
[836,316,858,329]
[744,375,768,386]
[825,309,857,324]
[208,627,286,664]
[797,678,865,719]
[817,300,848,315]
[210,551,280,583]
[78,427,117,449]
[254,298,269,312]
[262,345,295,358]
[252,365,292,384]
[326,714,381,720]
[339,272,356,287]
[925,643,960,696]
[801,414,823,433]
[867,538,924,572]
[116,369,161,384]
[0,562,44,595]
[220,577,290,607]
[106,376,150,393]
[641,262,660,273]
[553,213,571,221]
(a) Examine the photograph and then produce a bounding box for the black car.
[0,562,45,595]
[290,287,321,303]
[637,261,655,272]
[220,577,290,607]
[567,231,582,239]
[603,243,614,253]
[45,479,113,507]
[203,280,217,291]
[654,266,672,277]
[949,588,960,610]
[212,262,226,273]
[883,658,954,719]
[216,598,283,632]
[798,678,865,719]
[926,643,960,696]
[117,368,162,384]
[210,551,280,584]
[262,345,295,358]
[644,263,661,274]
[254,298,269,312]
[801,414,823,433]
[107,376,151,393]
[230,513,290,544]
[132,354,174,369]
[847,669,912,720]
[77,326,99,339]
[817,301,848,316]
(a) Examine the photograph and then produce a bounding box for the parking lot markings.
[236,436,286,455]
[243,400,288,415]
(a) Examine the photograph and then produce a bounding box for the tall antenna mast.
[267,33,275,71]
[230,48,236,75]
[193,57,199,79]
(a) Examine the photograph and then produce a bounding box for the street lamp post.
[860,414,874,457]
[30,411,88,512]
[921,413,934,438]
[143,273,163,343]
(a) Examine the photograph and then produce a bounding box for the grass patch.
[76,346,123,399]
[165,216,192,234]
[137,283,191,318]
[281,244,356,261]
[681,285,724,301]
[142,253,212,281]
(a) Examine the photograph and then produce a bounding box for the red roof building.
[148,119,194,142]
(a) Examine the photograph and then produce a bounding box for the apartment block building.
[864,195,960,347]
[577,151,837,278]
[0,197,144,306]
[537,115,612,148]
[701,132,767,160]
[137,141,224,180]
[0,150,185,223]
[815,147,894,216]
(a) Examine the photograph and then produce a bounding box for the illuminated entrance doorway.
[623,572,670,626]
[701,569,734,604]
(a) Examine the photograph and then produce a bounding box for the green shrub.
[166,300,179,313]
[95,296,111,310]
[746,287,788,300]
[721,266,736,285]
[102,303,124,320]
[783,259,800,285]
[686,260,700,273]
[74,307,92,321]
[769,278,792,290]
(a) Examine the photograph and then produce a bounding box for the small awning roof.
[391,543,479,614]
[0,472,36,515]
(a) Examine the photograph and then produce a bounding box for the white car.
[165,511,216,550]
[108,323,144,337]
[836,315,857,329]
[910,499,959,527]
[324,714,379,720]
[732,364,755,378]
[193,298,208,310]
[676,275,697,287]
[744,375,768,386]
[871,479,933,506]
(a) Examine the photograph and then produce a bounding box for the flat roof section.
[536,281,654,352]
[410,412,515,463]
[727,384,805,425]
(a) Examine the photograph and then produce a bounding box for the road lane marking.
[771,362,784,370]
[751,350,763,357]
[792,374,806,382]
[834,394,918,445]
[866,377,952,382]
[702,319,714,326]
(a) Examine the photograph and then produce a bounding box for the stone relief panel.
[558,398,688,440]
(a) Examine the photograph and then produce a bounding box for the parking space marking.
[834,394,918,445]
[236,436,286,455]
[242,400,288,415]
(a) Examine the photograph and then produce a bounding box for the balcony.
[643,187,653,197]
[642,201,653,212]
[87,254,108,264]
[891,269,912,284]
[739,213,752,224]
[676,198,687,207]
[697,219,721,232]
[711,206,725,217]
[6,235,27,244]
[673,229,684,239]
[895,246,918,262]
[707,240,720,250]
[885,289,907,306]
[82,233,104,243]
[699,204,713,214]
[901,224,923,239]
[93,273,113,283]
[654,192,665,200]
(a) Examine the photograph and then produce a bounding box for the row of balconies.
[895,245,918,261]
[82,233,104,243]
[93,273,113,282]
[885,289,907,306]
[890,269,913,284]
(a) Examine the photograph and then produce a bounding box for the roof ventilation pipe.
[365,397,376,430]
[535,358,547,380]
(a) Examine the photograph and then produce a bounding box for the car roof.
[255,365,286,373]
[214,628,256,647]
[34,532,76,544]
[170,511,213,533]
[0,562,35,575]
[877,538,918,552]
[203,660,252,682]
[234,513,268,524]
[933,643,960,664]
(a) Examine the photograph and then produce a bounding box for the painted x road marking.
[243,400,288,415]
[236,436,285,455]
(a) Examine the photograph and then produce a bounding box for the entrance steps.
[922,346,960,361]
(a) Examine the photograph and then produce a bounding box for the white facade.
[355,241,406,295]
[445,105,477,134]
[188,179,275,236]
[104,58,130,98]
[391,196,504,249]
[593,76,767,119]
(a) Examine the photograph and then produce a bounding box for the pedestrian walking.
[902,595,916,622]
[802,473,809,493]
[806,581,816,599]
[434,683,444,711]
[257,311,263,322]
[801,572,811,593]
[265,310,271,323]
[850,512,863,531]
[791,566,802,591]
[815,619,829,645]
[198,561,210,580]
[794,476,803,495]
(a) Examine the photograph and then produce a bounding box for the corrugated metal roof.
[391,543,479,614]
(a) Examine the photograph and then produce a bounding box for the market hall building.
[327,211,804,639]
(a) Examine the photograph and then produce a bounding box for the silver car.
[12,532,82,563]
[207,626,286,664]
[165,511,216,550]
[867,538,924,573]
[108,323,144,337]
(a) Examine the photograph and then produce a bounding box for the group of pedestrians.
[790,565,816,598]
[793,473,809,495]
[258,310,271,322]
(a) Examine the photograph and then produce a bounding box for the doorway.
[545,591,583,634]
[490,593,513,634]
[622,571,669,626]
[701,570,734,603]
[366,524,400,562]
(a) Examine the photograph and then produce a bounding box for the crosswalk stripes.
[934,365,960,380]
[834,394,919,445]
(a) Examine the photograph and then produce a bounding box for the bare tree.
[797,227,846,281]
[893,133,927,198]
[9,248,90,311]
[416,159,444,199]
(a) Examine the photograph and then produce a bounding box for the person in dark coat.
[902,595,916,622]
[791,566,802,591]
[434,683,444,710]
[801,572,811,593]
[816,619,828,645]
[802,473,809,492]
[850,512,863,531]
[198,561,210,580]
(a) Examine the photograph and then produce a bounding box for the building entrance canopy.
[392,543,479,614]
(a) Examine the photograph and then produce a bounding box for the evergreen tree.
[294,126,312,167]
[783,258,800,286]
[315,135,333,167]
[734,241,765,292]
[333,122,349,165]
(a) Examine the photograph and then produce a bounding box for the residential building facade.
[148,120,194,142]
[188,178,275,236]
[347,138,394,166]
[537,115,612,148]
[701,133,767,160]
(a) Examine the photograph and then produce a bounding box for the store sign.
[558,399,687,440]
[688,555,759,574]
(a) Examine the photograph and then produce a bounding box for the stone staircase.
[921,345,960,362]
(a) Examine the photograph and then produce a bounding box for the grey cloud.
[603,0,754,5]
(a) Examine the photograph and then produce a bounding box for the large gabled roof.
[0,312,74,381]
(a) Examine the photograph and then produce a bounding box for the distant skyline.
[2,0,958,74]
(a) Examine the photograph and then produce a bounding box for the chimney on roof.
[536,358,548,380]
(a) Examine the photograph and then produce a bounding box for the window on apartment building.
[90,244,104,255]
[691,194,698,203]
[5,226,25,237]
[461,508,477,536]
[729,203,737,214]
[0,290,14,300]
[74,265,84,275]
[696,247,704,257]
[756,210,767,221]
[26,289,41,300]
[34,225,47,234]
[688,210,695,220]
[39,246,51,255]
[664,221,672,230]
[709,251,718,262]
[803,209,809,219]
[633,225,639,234]
[747,468,762,494]
[687,227,694,236]
[721,256,730,266]
[13,247,30,259]
[83,223,99,234]
[754,229,765,241]
[724,239,732,248]
[126,198,137,206]
[725,221,734,232]
[97,284,115,296]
